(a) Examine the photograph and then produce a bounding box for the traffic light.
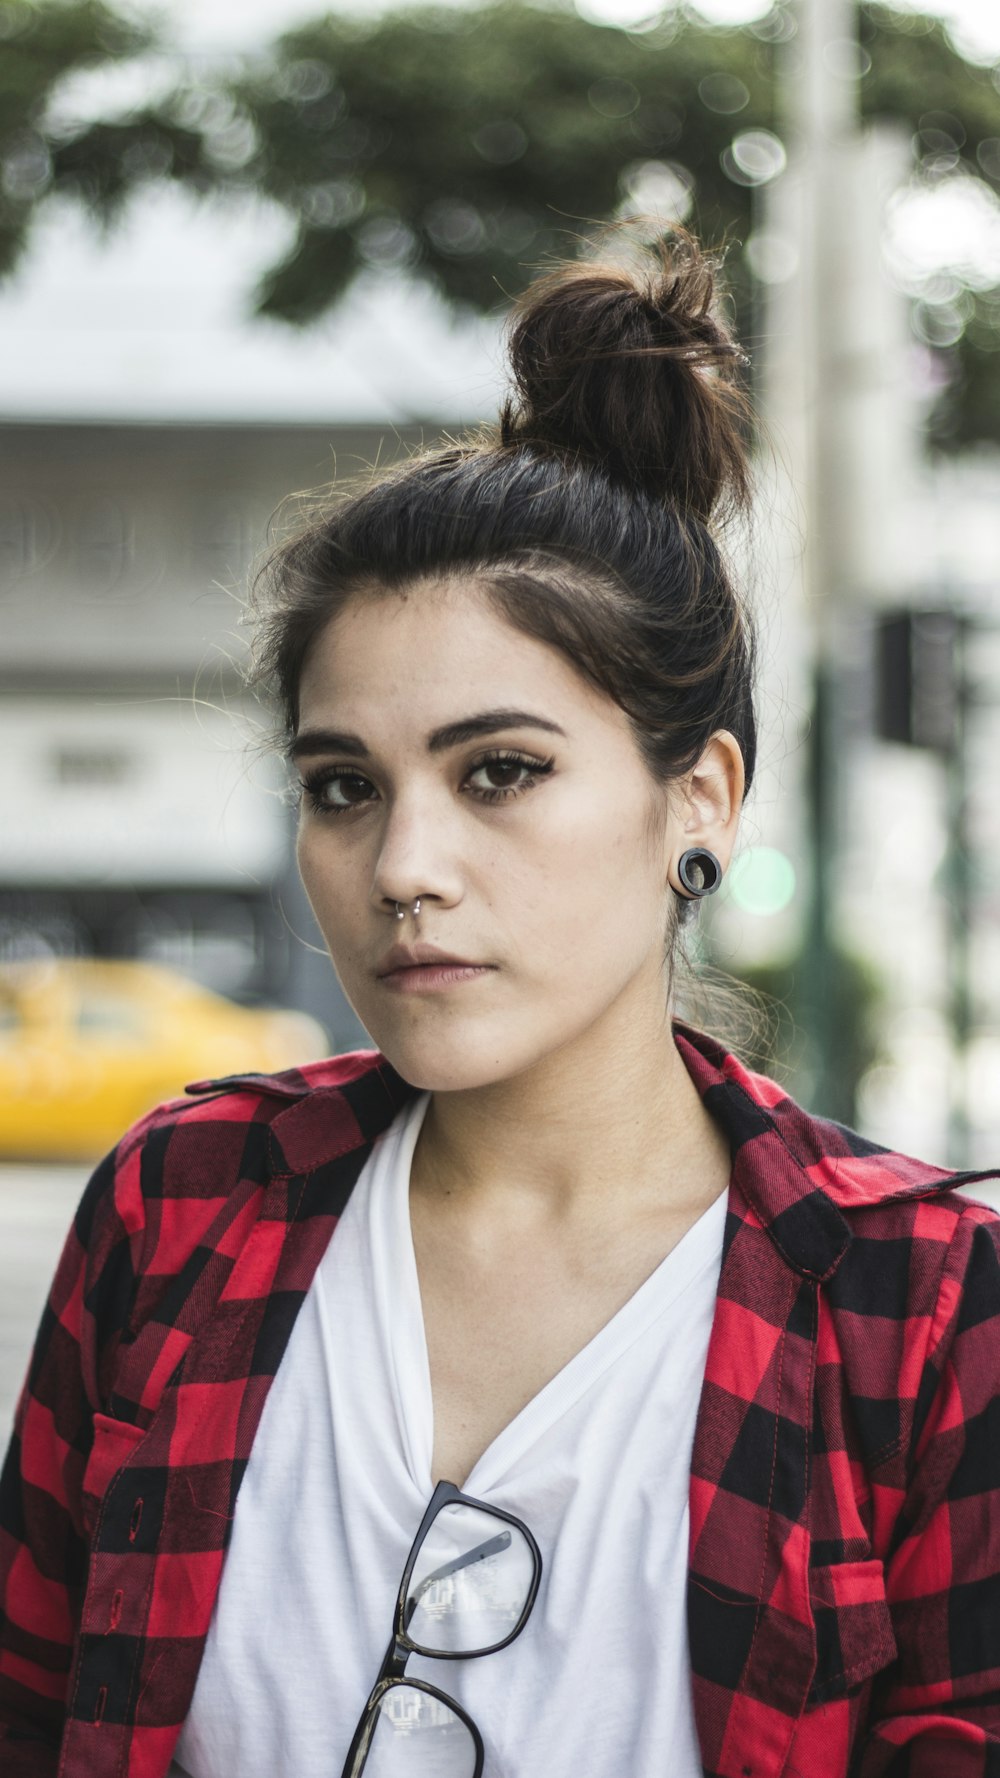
[876,609,959,753]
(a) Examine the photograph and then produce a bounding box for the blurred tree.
[861,5,1000,449]
[1,0,140,274]
[219,5,773,323]
[0,0,214,276]
[5,0,1000,446]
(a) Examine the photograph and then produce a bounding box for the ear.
[667,730,744,889]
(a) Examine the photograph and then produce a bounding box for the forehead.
[296,577,616,733]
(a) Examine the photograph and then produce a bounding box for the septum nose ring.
[394,899,422,920]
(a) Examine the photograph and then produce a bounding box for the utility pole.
[946,615,973,1167]
[875,607,975,1166]
[775,0,862,1118]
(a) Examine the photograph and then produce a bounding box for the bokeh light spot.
[727,847,797,916]
[721,128,786,187]
[698,74,750,115]
[619,158,695,225]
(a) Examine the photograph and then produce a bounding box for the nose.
[368,791,464,918]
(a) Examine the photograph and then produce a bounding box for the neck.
[410,992,730,1226]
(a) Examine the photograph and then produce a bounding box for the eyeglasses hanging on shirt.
[339,1480,542,1778]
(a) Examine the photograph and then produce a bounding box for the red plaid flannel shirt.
[3,1025,1000,1778]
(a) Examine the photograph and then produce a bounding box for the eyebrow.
[288,708,568,761]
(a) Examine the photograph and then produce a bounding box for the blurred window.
[75,995,148,1038]
[51,746,131,786]
[73,499,134,598]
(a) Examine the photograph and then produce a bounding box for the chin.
[380,1048,507,1095]
[365,1023,527,1095]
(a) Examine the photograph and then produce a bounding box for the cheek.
[516,789,663,957]
[296,827,349,929]
[295,825,319,902]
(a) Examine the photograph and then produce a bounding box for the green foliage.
[859,4,1000,447]
[220,4,778,323]
[941,308,1000,449]
[0,0,145,271]
[5,0,1000,446]
[862,2,1000,152]
[0,0,210,275]
[0,0,144,132]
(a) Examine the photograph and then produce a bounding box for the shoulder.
[680,1022,997,1207]
[126,1046,408,1162]
[674,1021,1000,1292]
[761,1079,1000,1280]
[66,1049,414,1372]
[684,1033,1000,1474]
[736,1054,1000,1360]
[80,1047,413,1259]
[749,1049,1000,1287]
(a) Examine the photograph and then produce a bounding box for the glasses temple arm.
[403,1529,512,1630]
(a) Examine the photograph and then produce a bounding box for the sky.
[0,0,997,423]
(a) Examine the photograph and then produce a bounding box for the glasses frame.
[338,1479,543,1778]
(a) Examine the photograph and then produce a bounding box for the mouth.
[376,955,498,992]
[376,942,490,978]
[379,962,495,977]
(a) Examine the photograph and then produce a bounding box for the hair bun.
[499,229,751,523]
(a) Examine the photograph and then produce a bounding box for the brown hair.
[250,227,756,887]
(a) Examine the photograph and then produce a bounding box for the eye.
[464,750,554,803]
[296,748,555,818]
[298,768,376,815]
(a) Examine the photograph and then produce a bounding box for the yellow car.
[0,958,330,1161]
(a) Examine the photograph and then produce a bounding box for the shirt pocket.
[80,1412,148,1539]
[808,1556,898,1702]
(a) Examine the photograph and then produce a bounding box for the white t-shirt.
[170,1091,726,1778]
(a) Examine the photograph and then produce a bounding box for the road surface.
[0,1163,91,1439]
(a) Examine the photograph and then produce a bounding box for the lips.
[376,942,486,977]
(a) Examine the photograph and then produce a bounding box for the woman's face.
[294,576,740,1090]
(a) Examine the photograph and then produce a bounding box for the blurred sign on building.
[0,698,284,885]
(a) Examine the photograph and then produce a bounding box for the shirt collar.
[673,1021,998,1281]
[189,1024,998,1284]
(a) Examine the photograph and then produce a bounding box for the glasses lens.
[404,1501,536,1655]
[360,1683,478,1778]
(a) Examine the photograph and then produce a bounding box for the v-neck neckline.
[376,1092,728,1496]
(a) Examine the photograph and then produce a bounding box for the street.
[0,1163,91,1439]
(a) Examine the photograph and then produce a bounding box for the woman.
[2,231,1000,1778]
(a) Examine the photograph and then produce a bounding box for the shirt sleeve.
[0,1132,147,1775]
[860,1202,1000,1775]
